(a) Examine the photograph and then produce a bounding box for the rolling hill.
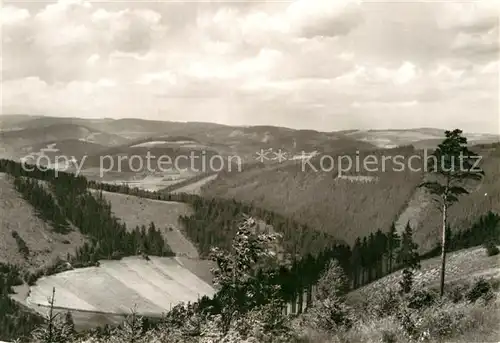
[202,146,424,245]
[0,172,86,271]
[92,190,200,258]
[0,123,129,163]
[0,160,218,335]
[345,128,499,149]
[203,143,500,250]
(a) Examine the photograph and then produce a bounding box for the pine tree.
[374,229,388,278]
[386,222,400,272]
[31,288,75,343]
[397,223,420,294]
[350,238,362,288]
[307,259,352,332]
[111,308,144,343]
[209,215,282,334]
[419,129,484,297]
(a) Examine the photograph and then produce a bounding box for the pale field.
[170,173,219,195]
[25,257,216,316]
[101,178,183,192]
[91,190,199,258]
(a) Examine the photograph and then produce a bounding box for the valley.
[0,117,499,343]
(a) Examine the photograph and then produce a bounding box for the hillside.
[0,173,86,270]
[23,256,215,317]
[28,139,108,161]
[414,144,500,251]
[92,190,199,258]
[202,143,500,250]
[203,146,423,245]
[0,123,129,162]
[348,245,500,304]
[0,156,499,342]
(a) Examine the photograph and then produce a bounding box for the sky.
[1,0,499,133]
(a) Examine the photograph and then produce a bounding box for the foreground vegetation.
[19,217,500,343]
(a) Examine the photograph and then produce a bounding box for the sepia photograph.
[0,0,499,342]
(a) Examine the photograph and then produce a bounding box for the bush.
[466,278,493,303]
[11,230,30,259]
[25,273,38,286]
[446,283,469,303]
[407,288,438,310]
[368,289,402,317]
[484,241,499,256]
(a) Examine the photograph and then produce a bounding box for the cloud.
[440,1,499,33]
[1,0,497,133]
[2,0,167,83]
[1,6,30,25]
[286,0,363,38]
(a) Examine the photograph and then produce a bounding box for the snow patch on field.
[131,141,168,148]
[171,174,219,195]
[27,257,216,315]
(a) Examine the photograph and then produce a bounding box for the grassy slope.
[0,173,86,271]
[415,145,500,251]
[91,190,199,259]
[348,246,500,303]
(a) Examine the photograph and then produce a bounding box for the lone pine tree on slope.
[397,222,420,294]
[419,129,484,297]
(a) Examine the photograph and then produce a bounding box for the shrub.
[484,241,499,256]
[11,230,30,259]
[25,272,38,286]
[446,283,469,303]
[466,278,493,303]
[367,289,402,317]
[407,288,438,310]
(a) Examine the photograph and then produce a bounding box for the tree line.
[13,176,70,234]
[1,160,174,276]
[84,169,499,309]
[0,263,45,341]
[0,154,498,338]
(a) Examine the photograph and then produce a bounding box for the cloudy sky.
[1,0,499,133]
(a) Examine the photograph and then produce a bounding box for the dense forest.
[0,263,45,341]
[0,157,499,341]
[86,167,500,301]
[13,176,70,234]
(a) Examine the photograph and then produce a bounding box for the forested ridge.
[1,160,175,341]
[13,177,70,234]
[0,157,499,341]
[86,165,500,307]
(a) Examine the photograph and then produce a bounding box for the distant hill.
[0,123,129,158]
[344,128,499,149]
